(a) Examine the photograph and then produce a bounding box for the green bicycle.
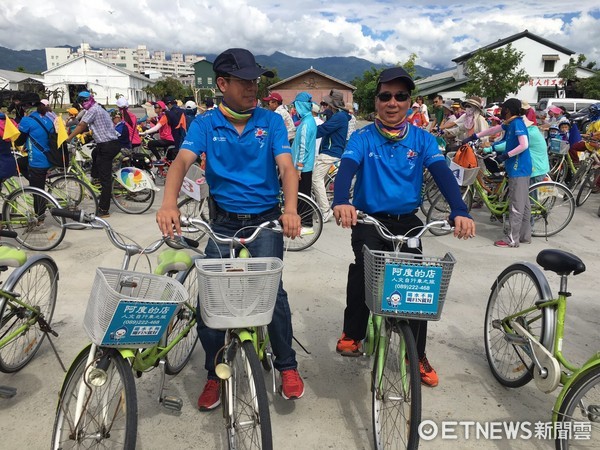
[50,208,199,449]
[358,213,457,450]
[0,229,60,391]
[485,248,600,449]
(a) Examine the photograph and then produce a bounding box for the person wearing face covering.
[439,96,489,150]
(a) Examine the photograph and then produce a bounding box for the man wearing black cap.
[333,67,476,388]
[463,98,532,248]
[312,89,351,222]
[157,48,304,407]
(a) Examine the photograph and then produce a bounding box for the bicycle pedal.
[161,395,183,411]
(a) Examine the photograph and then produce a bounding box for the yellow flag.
[56,115,69,147]
[2,116,21,142]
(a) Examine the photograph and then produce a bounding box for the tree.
[351,53,419,116]
[462,44,529,102]
[557,53,600,98]
[143,77,193,102]
[577,73,600,99]
[257,67,281,100]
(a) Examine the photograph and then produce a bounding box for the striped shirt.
[81,103,118,143]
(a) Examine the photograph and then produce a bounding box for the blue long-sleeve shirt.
[316,110,350,158]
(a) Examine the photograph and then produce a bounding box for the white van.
[536,98,600,114]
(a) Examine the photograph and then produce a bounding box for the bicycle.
[484,248,600,449]
[356,213,457,450]
[0,177,66,251]
[176,215,284,449]
[574,144,600,207]
[1,229,61,381]
[50,208,200,449]
[427,144,575,238]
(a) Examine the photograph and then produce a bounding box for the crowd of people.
[3,48,600,414]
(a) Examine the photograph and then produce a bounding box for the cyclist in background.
[156,47,304,409]
[116,97,141,150]
[0,113,18,179]
[139,100,175,163]
[333,67,475,387]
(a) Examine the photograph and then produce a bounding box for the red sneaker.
[419,355,439,387]
[281,369,304,400]
[197,379,221,411]
[336,333,362,357]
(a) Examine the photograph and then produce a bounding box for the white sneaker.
[300,227,315,236]
[322,210,333,223]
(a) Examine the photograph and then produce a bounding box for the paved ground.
[2,161,600,449]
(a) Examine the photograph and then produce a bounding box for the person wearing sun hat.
[156,47,305,406]
[439,96,489,147]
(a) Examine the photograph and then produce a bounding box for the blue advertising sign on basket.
[381,263,443,315]
[101,300,180,346]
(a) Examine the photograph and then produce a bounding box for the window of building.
[542,54,559,73]
[197,77,203,85]
[207,77,213,85]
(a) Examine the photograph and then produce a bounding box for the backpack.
[30,116,69,167]
[453,144,478,169]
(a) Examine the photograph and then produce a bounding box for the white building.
[416,30,596,107]
[0,68,44,92]
[42,55,155,106]
[45,43,204,79]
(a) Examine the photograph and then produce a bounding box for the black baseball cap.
[377,67,416,91]
[213,48,274,80]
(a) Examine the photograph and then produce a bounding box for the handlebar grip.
[50,208,84,222]
[0,230,18,239]
[180,236,200,248]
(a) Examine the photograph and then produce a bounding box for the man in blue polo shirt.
[333,67,476,387]
[156,48,304,409]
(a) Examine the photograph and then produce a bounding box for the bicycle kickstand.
[157,360,183,412]
[293,335,311,355]
[39,319,67,373]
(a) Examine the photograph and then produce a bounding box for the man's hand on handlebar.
[453,216,476,240]
[333,204,357,228]
[156,205,181,239]
[279,211,301,238]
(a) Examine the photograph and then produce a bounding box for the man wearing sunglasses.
[332,67,476,387]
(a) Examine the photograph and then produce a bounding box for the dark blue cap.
[213,48,274,80]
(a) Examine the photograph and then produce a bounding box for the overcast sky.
[2,1,599,69]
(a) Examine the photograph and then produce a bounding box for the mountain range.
[0,46,442,83]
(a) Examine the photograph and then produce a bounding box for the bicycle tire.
[372,319,420,450]
[283,192,323,252]
[426,188,473,236]
[549,154,569,184]
[484,264,547,388]
[177,196,209,242]
[48,175,99,227]
[225,337,272,450]
[164,265,198,375]
[51,346,137,450]
[111,177,155,214]
[575,168,598,207]
[0,257,58,373]
[555,366,600,449]
[2,186,66,251]
[420,176,440,216]
[256,325,272,371]
[529,181,575,237]
[324,170,336,205]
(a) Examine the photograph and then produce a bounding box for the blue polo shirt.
[18,112,53,169]
[498,117,531,178]
[181,108,291,213]
[342,123,445,215]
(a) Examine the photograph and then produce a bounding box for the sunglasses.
[377,92,410,102]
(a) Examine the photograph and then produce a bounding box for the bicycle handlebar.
[356,211,451,249]
[0,230,18,239]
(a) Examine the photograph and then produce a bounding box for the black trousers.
[148,139,175,160]
[94,140,122,211]
[344,213,429,357]
[298,171,313,227]
[27,166,49,217]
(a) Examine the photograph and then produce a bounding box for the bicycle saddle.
[536,249,586,276]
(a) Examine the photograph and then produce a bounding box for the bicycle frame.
[0,292,43,350]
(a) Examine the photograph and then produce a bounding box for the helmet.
[116,97,129,108]
[557,118,571,128]
[549,123,560,131]
[184,100,197,110]
[589,103,600,120]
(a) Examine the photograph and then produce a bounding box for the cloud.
[1,0,599,69]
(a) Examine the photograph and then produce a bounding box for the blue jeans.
[197,206,297,379]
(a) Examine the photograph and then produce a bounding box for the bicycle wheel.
[529,181,575,237]
[225,337,272,449]
[555,366,600,449]
[324,170,336,205]
[2,187,66,251]
[111,178,155,214]
[283,193,323,252]
[372,319,420,450]
[165,265,198,375]
[420,176,440,215]
[576,168,599,207]
[549,154,568,184]
[0,257,58,372]
[177,196,209,242]
[48,175,99,228]
[484,264,547,387]
[52,346,137,449]
[426,188,473,236]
